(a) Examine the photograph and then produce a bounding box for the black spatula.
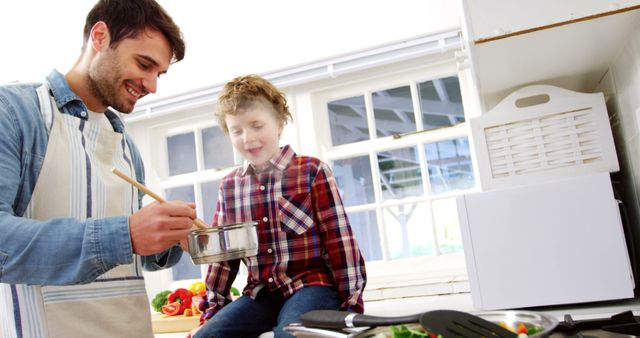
[419,310,517,338]
[299,309,517,338]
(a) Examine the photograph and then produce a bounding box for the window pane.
[432,198,463,254]
[372,85,416,138]
[347,210,382,262]
[332,156,374,207]
[166,185,195,202]
[165,185,201,280]
[201,180,221,225]
[377,147,423,200]
[202,126,235,170]
[418,76,465,131]
[425,138,475,194]
[167,132,197,176]
[383,202,433,259]
[328,95,369,146]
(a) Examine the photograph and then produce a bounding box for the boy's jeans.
[194,286,341,338]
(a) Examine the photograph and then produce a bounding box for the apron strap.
[35,84,55,134]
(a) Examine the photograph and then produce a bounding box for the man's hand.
[179,237,190,253]
[129,201,197,256]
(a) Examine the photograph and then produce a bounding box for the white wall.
[150,0,460,100]
[0,0,459,103]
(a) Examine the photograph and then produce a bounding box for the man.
[0,1,191,337]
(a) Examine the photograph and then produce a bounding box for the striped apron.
[0,84,153,338]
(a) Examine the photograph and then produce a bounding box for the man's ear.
[89,21,110,51]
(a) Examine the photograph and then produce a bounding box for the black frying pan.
[299,309,518,338]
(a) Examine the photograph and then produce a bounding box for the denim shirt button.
[80,111,87,118]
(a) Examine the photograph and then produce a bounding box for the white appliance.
[457,172,635,310]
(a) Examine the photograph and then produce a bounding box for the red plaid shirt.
[201,145,367,320]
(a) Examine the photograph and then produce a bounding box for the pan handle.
[300,310,421,329]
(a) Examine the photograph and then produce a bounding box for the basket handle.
[491,85,580,113]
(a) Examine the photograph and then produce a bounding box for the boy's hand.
[128,201,196,256]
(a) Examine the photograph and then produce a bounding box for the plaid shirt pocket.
[277,192,314,235]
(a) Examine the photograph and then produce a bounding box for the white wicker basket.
[470,85,619,190]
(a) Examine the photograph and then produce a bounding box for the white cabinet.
[458,0,640,111]
[457,173,635,309]
[456,1,640,310]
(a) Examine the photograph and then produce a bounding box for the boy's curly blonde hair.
[215,74,293,133]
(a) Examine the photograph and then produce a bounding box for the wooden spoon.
[111,167,209,230]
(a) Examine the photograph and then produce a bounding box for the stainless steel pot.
[187,221,258,264]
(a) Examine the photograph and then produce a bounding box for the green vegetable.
[527,326,545,335]
[390,324,430,338]
[230,287,241,296]
[151,290,172,313]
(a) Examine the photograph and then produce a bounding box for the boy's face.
[226,100,284,168]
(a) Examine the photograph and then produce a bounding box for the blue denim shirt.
[0,70,182,285]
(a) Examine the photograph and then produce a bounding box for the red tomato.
[161,301,182,316]
[516,323,528,335]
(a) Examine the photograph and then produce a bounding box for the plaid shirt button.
[262,216,268,222]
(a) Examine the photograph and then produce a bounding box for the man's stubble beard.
[87,51,132,113]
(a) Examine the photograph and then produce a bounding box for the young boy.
[192,74,367,338]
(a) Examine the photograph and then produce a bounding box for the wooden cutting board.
[151,313,200,333]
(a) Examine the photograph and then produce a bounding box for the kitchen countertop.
[530,298,640,338]
[156,333,187,338]
[527,298,640,321]
[153,293,640,337]
[364,291,640,320]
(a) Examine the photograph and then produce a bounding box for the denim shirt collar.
[45,69,126,133]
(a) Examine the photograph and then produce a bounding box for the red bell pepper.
[167,288,193,315]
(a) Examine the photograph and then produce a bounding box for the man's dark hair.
[82,0,185,62]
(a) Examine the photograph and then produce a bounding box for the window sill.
[364,266,470,303]
[362,253,472,316]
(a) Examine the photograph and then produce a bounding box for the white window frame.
[298,57,478,296]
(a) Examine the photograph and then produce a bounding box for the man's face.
[88,28,172,113]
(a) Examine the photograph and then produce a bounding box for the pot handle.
[299,310,420,329]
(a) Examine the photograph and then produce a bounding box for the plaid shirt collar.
[240,145,296,176]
